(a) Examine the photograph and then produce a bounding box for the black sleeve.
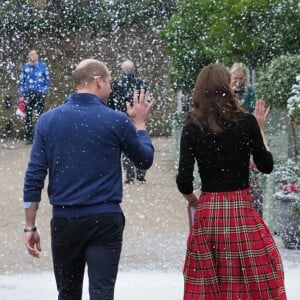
[109,79,127,112]
[107,91,115,109]
[176,124,195,194]
[135,79,149,93]
[249,114,273,174]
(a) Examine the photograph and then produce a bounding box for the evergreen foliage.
[256,55,300,109]
[287,75,300,121]
[160,0,300,92]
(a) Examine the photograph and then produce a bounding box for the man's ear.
[95,77,103,89]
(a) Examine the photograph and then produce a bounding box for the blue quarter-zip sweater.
[23,93,154,217]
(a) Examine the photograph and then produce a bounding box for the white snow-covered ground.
[0,270,182,300]
[0,261,299,300]
[0,139,299,299]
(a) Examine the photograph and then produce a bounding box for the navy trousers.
[122,154,146,182]
[51,213,125,300]
[24,92,46,141]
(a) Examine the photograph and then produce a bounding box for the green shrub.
[287,75,300,121]
[256,55,300,108]
[294,202,300,218]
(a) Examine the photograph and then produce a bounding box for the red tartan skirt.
[184,189,287,300]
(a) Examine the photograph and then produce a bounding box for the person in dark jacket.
[19,49,50,144]
[23,59,155,300]
[176,64,286,299]
[109,59,149,184]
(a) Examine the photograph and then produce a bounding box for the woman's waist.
[200,188,250,200]
[201,180,249,193]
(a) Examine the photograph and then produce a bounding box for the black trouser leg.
[136,169,146,181]
[87,242,122,300]
[34,93,45,118]
[24,92,45,141]
[122,155,135,182]
[51,213,124,300]
[24,94,34,141]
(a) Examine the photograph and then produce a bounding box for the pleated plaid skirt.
[184,189,287,300]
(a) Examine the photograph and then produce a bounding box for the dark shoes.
[136,177,146,183]
[124,179,134,184]
[125,177,147,184]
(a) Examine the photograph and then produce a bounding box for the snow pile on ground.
[0,264,300,300]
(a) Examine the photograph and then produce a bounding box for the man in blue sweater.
[19,49,50,144]
[23,59,155,300]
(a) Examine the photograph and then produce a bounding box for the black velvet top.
[176,112,273,194]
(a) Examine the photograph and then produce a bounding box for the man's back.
[25,92,154,217]
[23,59,155,300]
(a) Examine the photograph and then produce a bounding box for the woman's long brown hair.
[187,64,245,134]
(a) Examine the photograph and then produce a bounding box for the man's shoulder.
[111,76,125,90]
[117,72,137,84]
[22,62,31,69]
[37,61,48,68]
[41,103,64,117]
[107,107,128,118]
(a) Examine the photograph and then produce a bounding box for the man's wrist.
[24,226,37,233]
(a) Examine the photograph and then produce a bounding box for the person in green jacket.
[230,62,255,113]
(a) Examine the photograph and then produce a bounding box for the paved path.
[0,137,188,275]
[0,137,299,277]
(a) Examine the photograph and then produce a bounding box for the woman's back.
[177,112,273,193]
[176,64,286,300]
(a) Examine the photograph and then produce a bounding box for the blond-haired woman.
[230,62,256,113]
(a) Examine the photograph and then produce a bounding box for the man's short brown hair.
[73,59,109,88]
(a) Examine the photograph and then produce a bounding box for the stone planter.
[275,191,300,249]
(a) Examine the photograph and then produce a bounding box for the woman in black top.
[176,64,286,300]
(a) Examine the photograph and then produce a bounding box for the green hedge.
[256,54,300,109]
